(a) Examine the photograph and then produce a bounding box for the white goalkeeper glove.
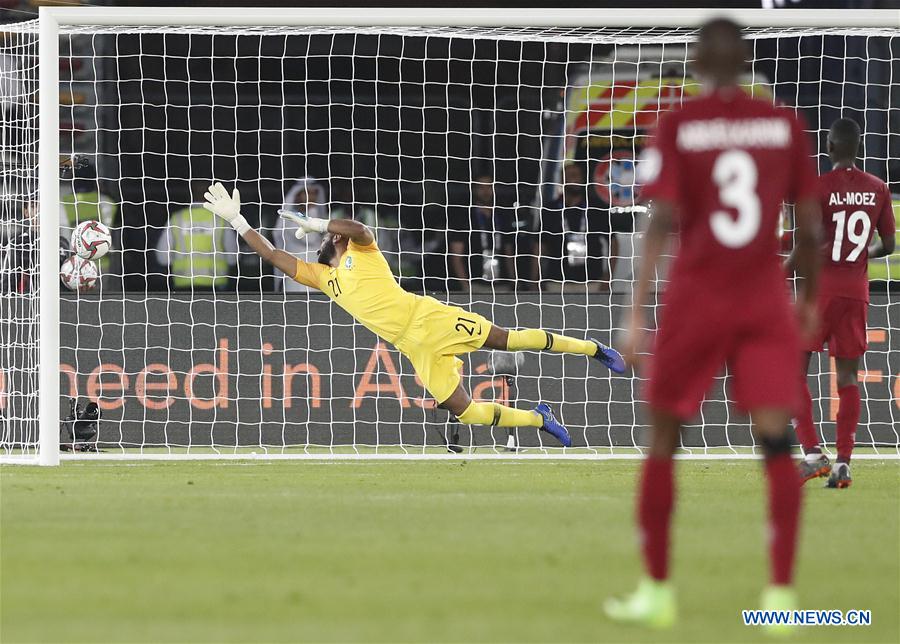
[203,182,250,235]
[278,208,330,240]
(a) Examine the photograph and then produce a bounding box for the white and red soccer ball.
[71,220,112,260]
[60,255,100,292]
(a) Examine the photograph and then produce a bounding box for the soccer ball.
[60,255,100,292]
[71,220,112,260]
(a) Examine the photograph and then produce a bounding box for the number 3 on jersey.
[710,149,761,248]
[831,210,871,262]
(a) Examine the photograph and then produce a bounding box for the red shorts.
[804,295,868,359]
[646,293,801,420]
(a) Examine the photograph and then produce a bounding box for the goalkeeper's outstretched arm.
[243,228,301,278]
[326,218,375,246]
[203,182,299,279]
[279,204,374,246]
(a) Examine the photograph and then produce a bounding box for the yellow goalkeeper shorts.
[394,296,491,404]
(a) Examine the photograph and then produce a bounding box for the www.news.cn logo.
[742,609,872,627]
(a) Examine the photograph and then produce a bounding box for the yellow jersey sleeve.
[292,261,326,289]
[348,238,379,253]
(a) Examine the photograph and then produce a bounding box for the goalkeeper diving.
[204,182,625,446]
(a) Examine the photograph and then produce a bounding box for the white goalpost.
[1,7,897,464]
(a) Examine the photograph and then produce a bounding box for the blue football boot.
[591,338,627,374]
[534,403,571,447]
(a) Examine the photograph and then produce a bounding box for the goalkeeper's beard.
[317,237,337,266]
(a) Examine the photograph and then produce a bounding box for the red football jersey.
[816,166,895,302]
[640,89,819,301]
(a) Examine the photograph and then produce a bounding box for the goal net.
[2,9,898,461]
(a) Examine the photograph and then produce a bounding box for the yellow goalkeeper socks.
[506,328,597,357]
[457,401,542,428]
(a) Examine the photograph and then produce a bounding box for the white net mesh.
[1,26,38,458]
[1,19,898,457]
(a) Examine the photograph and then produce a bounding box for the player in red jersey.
[788,117,896,489]
[604,19,822,631]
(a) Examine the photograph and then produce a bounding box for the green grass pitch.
[2,460,898,643]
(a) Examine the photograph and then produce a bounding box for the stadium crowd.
[3,161,634,294]
[154,165,635,293]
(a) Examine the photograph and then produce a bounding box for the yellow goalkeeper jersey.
[293,238,491,403]
[292,239,422,345]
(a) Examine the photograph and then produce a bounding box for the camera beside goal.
[59,255,100,292]
[71,220,112,260]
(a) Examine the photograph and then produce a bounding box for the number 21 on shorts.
[455,316,480,336]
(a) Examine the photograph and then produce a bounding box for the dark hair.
[828,117,861,160]
[698,17,743,45]
[695,17,747,81]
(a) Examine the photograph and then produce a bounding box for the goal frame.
[22,6,899,465]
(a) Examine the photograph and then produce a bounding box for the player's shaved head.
[827,117,861,163]
[694,18,748,87]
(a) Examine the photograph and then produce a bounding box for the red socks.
[794,380,820,453]
[765,453,803,586]
[795,381,860,462]
[638,451,802,587]
[836,385,860,462]
[638,456,675,581]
